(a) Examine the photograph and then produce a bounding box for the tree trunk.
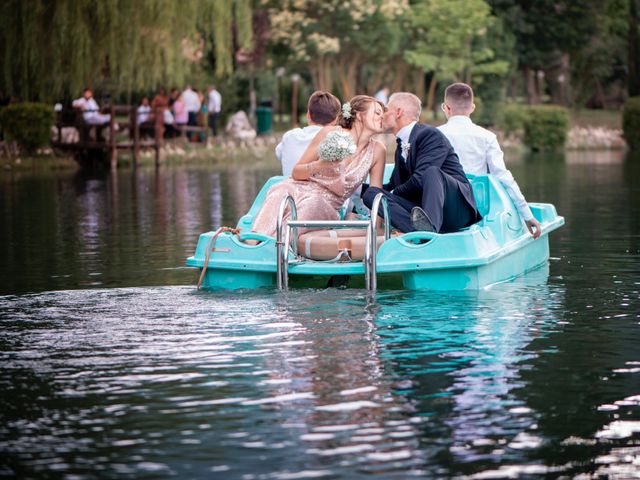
[391,61,406,93]
[509,73,518,101]
[524,66,539,104]
[630,0,640,96]
[546,53,570,105]
[595,77,608,109]
[334,53,359,101]
[426,73,438,113]
[310,56,333,92]
[249,67,256,124]
[365,68,383,96]
[413,69,425,103]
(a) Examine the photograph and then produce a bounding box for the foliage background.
[0,0,638,126]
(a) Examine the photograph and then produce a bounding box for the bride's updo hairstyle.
[337,95,383,129]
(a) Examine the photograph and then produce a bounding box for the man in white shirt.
[181,84,201,140]
[276,90,341,176]
[72,88,111,125]
[438,83,541,239]
[207,85,222,136]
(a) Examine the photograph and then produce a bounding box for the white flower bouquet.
[318,130,356,162]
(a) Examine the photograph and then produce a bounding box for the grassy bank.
[0,108,625,172]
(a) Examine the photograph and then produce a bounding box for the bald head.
[388,92,422,121]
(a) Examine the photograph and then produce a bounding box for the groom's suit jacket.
[385,123,482,223]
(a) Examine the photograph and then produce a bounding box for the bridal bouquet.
[318,130,356,162]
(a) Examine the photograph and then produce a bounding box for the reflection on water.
[0,165,279,295]
[1,150,640,477]
[0,273,563,478]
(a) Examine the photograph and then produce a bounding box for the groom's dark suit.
[363,123,481,233]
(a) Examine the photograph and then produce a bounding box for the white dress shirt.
[72,97,111,124]
[275,125,323,176]
[137,105,151,124]
[396,121,416,161]
[208,89,221,113]
[438,115,534,221]
[181,88,201,113]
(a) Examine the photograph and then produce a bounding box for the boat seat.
[468,175,490,219]
[297,229,385,261]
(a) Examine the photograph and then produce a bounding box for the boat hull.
[186,173,564,291]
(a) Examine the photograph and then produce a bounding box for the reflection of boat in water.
[187,166,564,290]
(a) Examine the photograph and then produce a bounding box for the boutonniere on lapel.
[401,142,411,158]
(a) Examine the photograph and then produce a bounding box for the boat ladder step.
[275,193,389,291]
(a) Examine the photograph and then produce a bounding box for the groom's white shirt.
[276,125,323,176]
[396,121,416,161]
[438,115,533,221]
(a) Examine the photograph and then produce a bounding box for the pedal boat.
[186,166,564,290]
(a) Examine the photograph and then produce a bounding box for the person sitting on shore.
[137,97,152,125]
[276,90,341,176]
[437,83,541,239]
[72,88,111,125]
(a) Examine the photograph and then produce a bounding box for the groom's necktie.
[396,137,402,161]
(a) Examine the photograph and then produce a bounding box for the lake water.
[1,150,639,478]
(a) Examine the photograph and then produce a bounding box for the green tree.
[630,0,640,96]
[404,0,508,112]
[490,0,603,105]
[0,0,252,102]
[571,0,628,107]
[267,0,407,100]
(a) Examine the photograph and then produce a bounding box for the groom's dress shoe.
[411,207,436,233]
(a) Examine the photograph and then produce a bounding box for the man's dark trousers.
[363,167,476,233]
[362,123,480,233]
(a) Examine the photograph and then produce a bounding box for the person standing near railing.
[207,85,222,137]
[181,84,201,141]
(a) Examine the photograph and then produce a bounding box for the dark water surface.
[1,151,639,478]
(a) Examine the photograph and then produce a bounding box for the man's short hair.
[388,92,422,120]
[444,83,474,112]
[307,91,341,125]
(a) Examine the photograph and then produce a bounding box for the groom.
[362,92,481,233]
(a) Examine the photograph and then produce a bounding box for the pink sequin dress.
[251,138,380,237]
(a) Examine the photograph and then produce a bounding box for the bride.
[250,95,387,238]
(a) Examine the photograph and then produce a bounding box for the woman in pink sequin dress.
[250,95,387,238]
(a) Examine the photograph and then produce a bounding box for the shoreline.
[0,125,627,173]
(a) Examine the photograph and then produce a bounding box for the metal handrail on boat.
[276,194,298,290]
[367,193,390,291]
[275,193,390,291]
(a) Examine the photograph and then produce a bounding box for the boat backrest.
[382,166,491,219]
[237,175,286,230]
[383,164,394,184]
[467,175,491,219]
[239,171,502,231]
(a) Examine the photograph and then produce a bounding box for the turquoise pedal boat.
[186,166,564,290]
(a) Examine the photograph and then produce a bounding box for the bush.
[623,96,640,151]
[497,104,530,136]
[522,105,569,151]
[0,102,54,153]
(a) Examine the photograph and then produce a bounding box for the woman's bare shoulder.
[372,138,387,153]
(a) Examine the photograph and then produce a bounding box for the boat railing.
[276,194,298,290]
[276,193,390,291]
